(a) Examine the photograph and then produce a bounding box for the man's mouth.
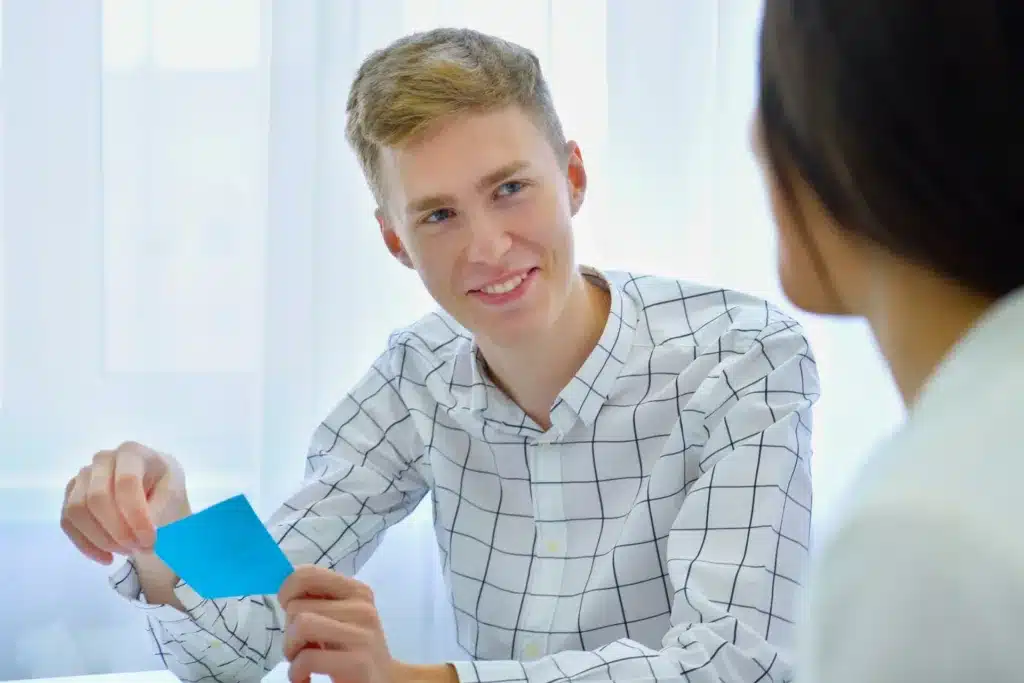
[478,271,529,295]
[468,267,539,302]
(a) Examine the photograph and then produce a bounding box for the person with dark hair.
[754,1,1024,681]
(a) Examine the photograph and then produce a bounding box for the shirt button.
[545,539,561,554]
[523,642,541,659]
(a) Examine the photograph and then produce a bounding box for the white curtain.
[0,0,904,679]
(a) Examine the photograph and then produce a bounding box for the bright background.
[0,0,904,679]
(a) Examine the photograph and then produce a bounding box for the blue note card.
[154,494,294,600]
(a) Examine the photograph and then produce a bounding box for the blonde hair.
[345,27,567,206]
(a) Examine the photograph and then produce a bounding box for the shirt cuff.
[450,659,528,683]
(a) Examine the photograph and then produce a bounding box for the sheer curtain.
[0,0,903,679]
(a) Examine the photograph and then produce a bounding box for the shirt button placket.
[522,437,565,659]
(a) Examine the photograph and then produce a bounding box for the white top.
[799,286,1024,682]
[109,268,821,683]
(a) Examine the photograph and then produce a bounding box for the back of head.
[758,1,1024,299]
[346,28,566,206]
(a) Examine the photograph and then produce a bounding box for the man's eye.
[425,208,455,224]
[496,181,524,197]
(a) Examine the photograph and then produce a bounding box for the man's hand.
[60,441,190,565]
[280,565,458,683]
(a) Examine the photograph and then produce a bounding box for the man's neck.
[478,271,611,430]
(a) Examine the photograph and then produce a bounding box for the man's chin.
[465,308,550,351]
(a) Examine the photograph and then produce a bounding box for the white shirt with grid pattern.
[110,268,820,683]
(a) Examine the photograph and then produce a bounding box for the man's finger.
[278,565,368,606]
[285,597,380,635]
[112,450,156,547]
[288,647,372,683]
[283,611,370,661]
[61,517,114,565]
[66,470,122,553]
[63,473,78,506]
[86,457,140,548]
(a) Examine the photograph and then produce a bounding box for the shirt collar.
[549,267,638,433]
[467,266,638,436]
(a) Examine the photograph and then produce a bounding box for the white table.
[7,663,333,683]
[7,673,180,683]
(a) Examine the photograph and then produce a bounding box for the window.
[0,2,6,408]
[102,0,269,373]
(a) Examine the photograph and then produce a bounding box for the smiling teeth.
[482,273,527,295]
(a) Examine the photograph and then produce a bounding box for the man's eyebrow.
[406,193,455,215]
[476,160,530,191]
[404,161,533,216]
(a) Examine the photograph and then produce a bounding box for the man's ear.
[566,141,587,216]
[376,208,414,269]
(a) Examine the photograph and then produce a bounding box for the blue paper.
[154,494,294,600]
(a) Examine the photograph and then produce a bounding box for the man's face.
[376,106,586,348]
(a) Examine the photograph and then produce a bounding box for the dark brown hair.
[758,1,1024,300]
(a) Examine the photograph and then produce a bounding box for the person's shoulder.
[828,386,1024,550]
[337,308,473,415]
[817,414,1024,582]
[803,483,1024,683]
[378,307,474,375]
[605,269,807,350]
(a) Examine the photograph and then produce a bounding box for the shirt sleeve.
[799,507,1023,683]
[451,314,820,683]
[109,339,430,683]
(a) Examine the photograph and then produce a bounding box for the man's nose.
[465,217,513,265]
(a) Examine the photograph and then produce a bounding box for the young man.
[61,28,819,683]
